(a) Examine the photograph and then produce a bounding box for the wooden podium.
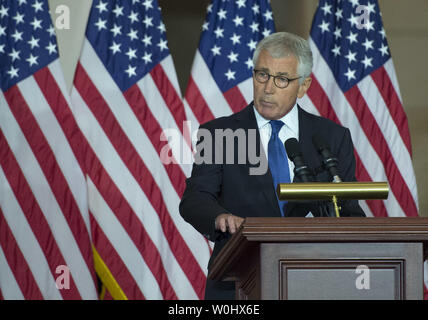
[208,217,428,300]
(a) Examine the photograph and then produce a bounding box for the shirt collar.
[253,102,299,137]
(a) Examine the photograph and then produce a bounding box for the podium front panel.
[259,242,422,300]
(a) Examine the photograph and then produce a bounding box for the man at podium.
[179,32,365,299]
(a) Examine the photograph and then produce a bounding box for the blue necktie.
[268,120,291,216]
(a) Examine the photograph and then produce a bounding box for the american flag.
[0,0,98,299]
[297,0,426,296]
[70,0,211,299]
[184,0,276,129]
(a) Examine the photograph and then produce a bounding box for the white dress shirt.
[253,103,299,182]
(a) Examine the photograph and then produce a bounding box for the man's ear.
[297,77,312,98]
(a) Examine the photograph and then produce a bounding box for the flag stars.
[252,4,260,14]
[379,43,389,56]
[320,3,332,15]
[344,67,356,81]
[262,28,271,37]
[28,36,40,49]
[347,14,359,28]
[236,0,246,9]
[362,38,374,51]
[142,34,152,46]
[47,25,55,37]
[249,22,259,33]
[157,39,168,51]
[245,57,253,69]
[217,8,227,20]
[142,0,154,10]
[30,17,43,30]
[211,44,221,56]
[214,27,224,38]
[346,31,358,44]
[127,28,138,41]
[32,0,44,12]
[11,30,23,42]
[233,15,244,27]
[225,69,236,80]
[331,44,341,57]
[0,5,8,18]
[125,65,137,77]
[142,51,152,64]
[157,22,166,33]
[125,47,137,60]
[361,55,373,69]
[128,11,139,24]
[379,27,386,39]
[349,0,360,7]
[227,51,238,63]
[7,66,19,78]
[366,2,376,14]
[333,27,341,39]
[247,39,257,51]
[202,21,209,31]
[96,0,108,13]
[364,19,375,32]
[109,41,121,54]
[230,33,241,45]
[335,8,343,20]
[318,20,330,33]
[13,12,25,25]
[46,42,57,54]
[345,50,357,64]
[26,54,38,66]
[143,15,153,28]
[95,18,107,31]
[263,10,273,21]
[111,24,122,37]
[113,5,124,17]
[9,48,20,61]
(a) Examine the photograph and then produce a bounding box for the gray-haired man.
[180,32,365,299]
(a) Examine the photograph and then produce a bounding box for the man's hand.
[215,213,244,234]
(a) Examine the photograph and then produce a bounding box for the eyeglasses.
[253,69,301,89]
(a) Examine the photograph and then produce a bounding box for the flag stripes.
[370,66,412,154]
[0,80,97,299]
[223,86,249,114]
[0,207,42,300]
[2,0,425,300]
[304,39,418,219]
[301,81,390,219]
[71,28,210,297]
[185,51,235,124]
[185,76,216,125]
[71,81,199,299]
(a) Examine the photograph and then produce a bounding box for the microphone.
[284,138,315,182]
[312,134,342,183]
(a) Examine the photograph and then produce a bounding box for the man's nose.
[263,77,275,94]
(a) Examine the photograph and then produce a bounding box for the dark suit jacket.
[179,103,365,299]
